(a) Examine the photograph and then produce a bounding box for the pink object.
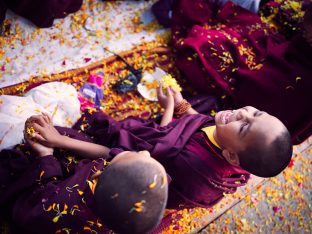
[88,74,103,87]
[84,57,91,63]
[273,206,282,213]
[78,72,105,110]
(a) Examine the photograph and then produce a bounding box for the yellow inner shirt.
[201,125,221,149]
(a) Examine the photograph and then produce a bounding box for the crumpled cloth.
[0,82,81,150]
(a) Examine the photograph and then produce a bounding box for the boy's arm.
[0,155,64,204]
[0,135,64,204]
[27,114,111,159]
[55,135,111,159]
[175,100,199,116]
[25,137,63,182]
[157,86,175,126]
[160,104,174,127]
[186,108,199,115]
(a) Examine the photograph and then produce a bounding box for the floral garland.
[259,0,309,38]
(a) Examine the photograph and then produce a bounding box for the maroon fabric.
[152,0,176,28]
[4,0,83,28]
[171,0,312,144]
[0,145,111,233]
[0,0,7,25]
[73,110,250,209]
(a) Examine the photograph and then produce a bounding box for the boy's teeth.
[222,113,227,124]
[223,112,231,124]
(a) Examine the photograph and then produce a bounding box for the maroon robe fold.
[0,139,112,233]
[0,0,6,26]
[152,0,176,28]
[171,0,312,144]
[2,0,83,28]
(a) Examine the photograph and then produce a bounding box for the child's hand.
[25,113,63,148]
[157,85,174,109]
[171,88,184,108]
[24,133,53,157]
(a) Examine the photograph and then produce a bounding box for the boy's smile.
[215,110,235,125]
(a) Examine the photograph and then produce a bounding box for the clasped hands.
[24,113,62,157]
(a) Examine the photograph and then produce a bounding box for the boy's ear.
[222,149,240,166]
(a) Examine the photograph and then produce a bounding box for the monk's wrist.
[56,135,71,148]
[174,99,191,117]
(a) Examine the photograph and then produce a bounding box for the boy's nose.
[235,108,250,121]
[235,111,244,120]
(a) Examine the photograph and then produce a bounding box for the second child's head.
[94,150,168,234]
[214,106,293,178]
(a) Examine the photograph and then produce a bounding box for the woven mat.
[0,42,183,121]
[0,42,264,233]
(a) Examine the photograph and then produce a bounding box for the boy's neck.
[212,126,222,149]
[202,125,221,149]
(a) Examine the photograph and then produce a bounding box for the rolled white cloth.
[0,82,81,150]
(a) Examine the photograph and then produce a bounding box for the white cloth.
[0,82,81,150]
[218,0,261,13]
[1,2,161,89]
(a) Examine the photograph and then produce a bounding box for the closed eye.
[254,111,263,117]
[239,122,248,134]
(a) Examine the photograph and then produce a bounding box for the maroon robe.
[171,0,312,144]
[0,0,6,26]
[2,0,83,28]
[73,110,250,208]
[0,130,112,233]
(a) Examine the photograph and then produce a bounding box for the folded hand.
[25,113,63,148]
[24,134,53,157]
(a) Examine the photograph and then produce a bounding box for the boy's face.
[214,106,285,159]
